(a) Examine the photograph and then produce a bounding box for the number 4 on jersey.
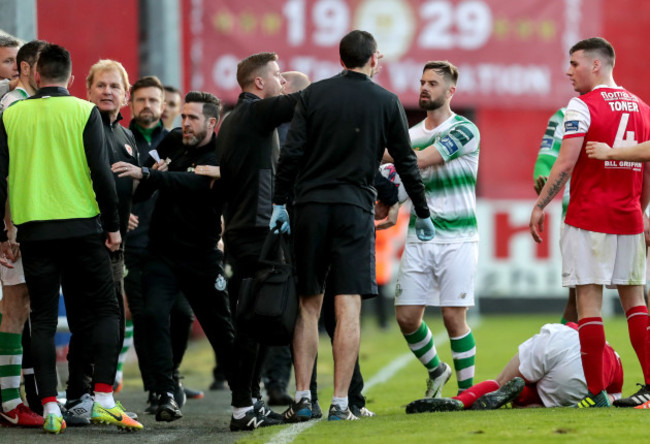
[613,113,637,147]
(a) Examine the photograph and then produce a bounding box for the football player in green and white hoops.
[387,61,480,399]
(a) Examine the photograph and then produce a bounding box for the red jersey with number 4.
[563,86,650,234]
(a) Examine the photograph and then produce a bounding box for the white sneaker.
[64,393,94,420]
[425,362,452,398]
[356,407,375,417]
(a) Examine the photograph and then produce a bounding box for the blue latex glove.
[415,217,435,241]
[270,204,291,234]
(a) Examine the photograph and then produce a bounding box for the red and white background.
[181,0,600,109]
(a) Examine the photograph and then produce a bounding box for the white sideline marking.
[265,419,322,444]
[265,320,481,444]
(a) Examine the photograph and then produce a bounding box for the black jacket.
[101,112,139,239]
[274,70,429,219]
[216,91,299,236]
[127,120,168,251]
[134,128,222,254]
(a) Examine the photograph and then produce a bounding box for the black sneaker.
[62,394,93,425]
[471,377,525,410]
[350,405,376,417]
[230,408,282,431]
[613,383,650,407]
[155,393,183,422]
[254,400,284,422]
[61,404,91,426]
[267,387,293,406]
[144,392,159,414]
[327,404,358,421]
[282,397,312,422]
[173,379,187,408]
[406,397,464,414]
[311,400,323,419]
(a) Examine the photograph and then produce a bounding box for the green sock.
[0,332,23,411]
[115,320,134,385]
[404,322,440,371]
[450,329,476,392]
[560,317,568,325]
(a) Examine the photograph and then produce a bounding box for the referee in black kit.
[271,30,435,421]
[113,91,235,422]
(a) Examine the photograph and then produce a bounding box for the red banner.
[182,0,601,108]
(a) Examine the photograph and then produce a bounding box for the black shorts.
[293,203,377,297]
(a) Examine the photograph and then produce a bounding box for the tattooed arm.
[529,136,583,243]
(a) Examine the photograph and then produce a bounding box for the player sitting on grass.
[405,323,623,413]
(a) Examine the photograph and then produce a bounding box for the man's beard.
[136,109,159,126]
[419,94,445,111]
[182,126,208,147]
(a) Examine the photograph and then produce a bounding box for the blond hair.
[86,59,130,91]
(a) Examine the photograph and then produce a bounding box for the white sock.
[233,405,254,419]
[43,401,61,418]
[332,396,348,410]
[295,390,311,402]
[95,391,116,409]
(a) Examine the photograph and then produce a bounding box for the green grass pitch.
[233,313,649,443]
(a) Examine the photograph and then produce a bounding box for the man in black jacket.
[214,52,299,431]
[62,60,141,423]
[114,91,234,423]
[271,30,434,421]
[125,75,202,412]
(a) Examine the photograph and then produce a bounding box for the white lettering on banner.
[476,200,564,298]
[384,61,551,96]
[212,55,240,91]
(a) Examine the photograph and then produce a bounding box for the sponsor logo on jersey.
[540,137,553,150]
[450,126,474,144]
[564,120,579,132]
[439,136,459,156]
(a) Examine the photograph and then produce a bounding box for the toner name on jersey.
[407,113,480,243]
[563,85,650,234]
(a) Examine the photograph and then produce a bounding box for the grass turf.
[233,313,648,443]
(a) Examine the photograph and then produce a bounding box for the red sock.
[626,306,649,384]
[41,396,58,406]
[94,382,113,393]
[452,380,499,408]
[512,384,542,407]
[647,314,650,385]
[578,317,606,394]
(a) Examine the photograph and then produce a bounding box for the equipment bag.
[237,231,298,346]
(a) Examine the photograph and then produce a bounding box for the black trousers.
[223,228,270,408]
[124,249,195,392]
[142,248,234,395]
[21,234,121,400]
[66,249,126,399]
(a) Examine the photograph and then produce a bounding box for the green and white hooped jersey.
[408,113,480,243]
[533,107,570,217]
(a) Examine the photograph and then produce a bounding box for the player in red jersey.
[405,323,623,412]
[529,37,650,408]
